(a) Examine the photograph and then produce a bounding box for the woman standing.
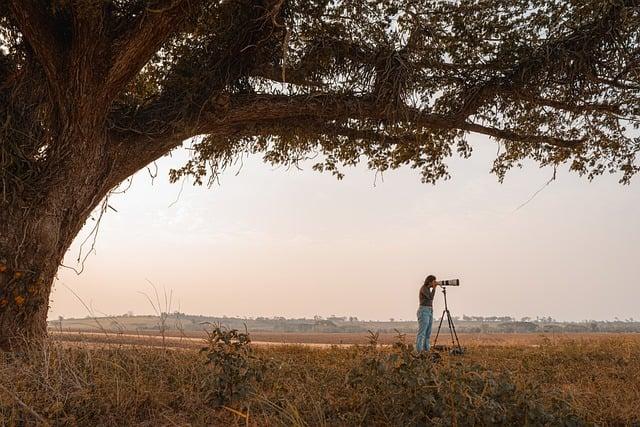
[416,275,438,352]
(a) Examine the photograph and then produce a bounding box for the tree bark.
[0,206,67,349]
[0,131,116,350]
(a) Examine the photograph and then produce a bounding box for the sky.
[50,134,640,322]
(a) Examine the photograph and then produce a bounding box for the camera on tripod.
[437,279,460,287]
[432,278,465,355]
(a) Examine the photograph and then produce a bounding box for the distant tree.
[0,1,638,349]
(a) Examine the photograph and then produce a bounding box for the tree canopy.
[1,0,638,204]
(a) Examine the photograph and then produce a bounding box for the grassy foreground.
[1,333,639,426]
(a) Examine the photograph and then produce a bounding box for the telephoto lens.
[439,279,460,286]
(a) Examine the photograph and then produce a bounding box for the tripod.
[433,287,464,354]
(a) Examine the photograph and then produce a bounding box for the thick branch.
[108,93,583,180]
[103,0,205,101]
[460,122,583,149]
[217,95,584,149]
[69,2,108,71]
[8,0,64,95]
[210,117,582,151]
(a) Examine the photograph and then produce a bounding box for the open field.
[50,328,640,347]
[2,331,639,426]
[50,314,640,335]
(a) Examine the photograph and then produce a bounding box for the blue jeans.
[416,306,433,352]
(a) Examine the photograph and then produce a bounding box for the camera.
[437,279,460,286]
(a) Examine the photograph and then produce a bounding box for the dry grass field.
[51,327,636,346]
[1,331,639,426]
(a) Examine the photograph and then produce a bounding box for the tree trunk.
[0,207,66,349]
[0,131,116,351]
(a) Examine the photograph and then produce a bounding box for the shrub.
[199,324,266,406]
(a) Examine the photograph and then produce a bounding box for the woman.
[416,275,438,352]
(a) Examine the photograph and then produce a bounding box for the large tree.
[0,0,638,349]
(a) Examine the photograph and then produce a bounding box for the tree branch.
[215,95,584,149]
[103,0,205,101]
[250,37,374,85]
[450,0,636,121]
[69,2,108,64]
[460,122,583,149]
[107,92,584,182]
[507,91,625,116]
[8,0,64,95]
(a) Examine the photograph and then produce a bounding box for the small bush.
[199,324,266,406]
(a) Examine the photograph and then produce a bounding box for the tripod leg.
[445,310,456,347]
[449,313,463,351]
[433,310,446,347]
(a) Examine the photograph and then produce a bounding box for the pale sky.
[50,134,640,322]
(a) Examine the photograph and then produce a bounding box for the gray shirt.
[419,284,436,307]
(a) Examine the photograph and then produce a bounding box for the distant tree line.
[54,312,640,335]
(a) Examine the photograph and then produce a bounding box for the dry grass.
[1,333,639,426]
[465,336,640,425]
[51,328,634,346]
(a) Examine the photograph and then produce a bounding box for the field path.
[50,330,354,349]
